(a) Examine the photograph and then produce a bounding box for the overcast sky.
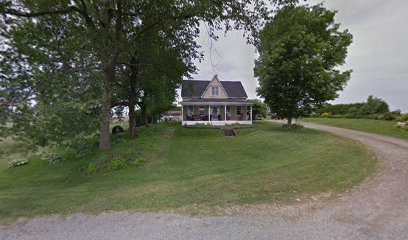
[191,0,408,112]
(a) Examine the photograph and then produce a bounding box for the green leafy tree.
[255,4,353,126]
[112,25,197,137]
[0,14,101,146]
[251,99,267,118]
[360,95,389,115]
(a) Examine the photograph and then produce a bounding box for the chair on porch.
[193,114,201,121]
[186,114,193,121]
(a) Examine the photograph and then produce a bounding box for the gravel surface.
[1,122,407,240]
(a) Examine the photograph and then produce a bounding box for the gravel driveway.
[1,122,408,240]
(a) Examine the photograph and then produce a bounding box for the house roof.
[182,98,248,103]
[181,98,252,106]
[181,80,248,98]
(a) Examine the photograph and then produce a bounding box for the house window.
[211,86,220,96]
[199,106,205,116]
[187,106,193,116]
[236,106,242,116]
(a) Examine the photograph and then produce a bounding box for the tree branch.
[78,0,95,28]
[133,12,198,40]
[111,100,129,108]
[3,5,82,17]
[4,3,96,28]
[109,0,123,66]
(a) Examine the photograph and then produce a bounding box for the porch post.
[224,105,227,124]
[208,105,211,124]
[181,105,184,123]
[250,105,253,122]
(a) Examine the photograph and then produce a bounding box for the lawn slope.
[0,122,376,220]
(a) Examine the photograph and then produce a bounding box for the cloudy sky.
[191,0,408,112]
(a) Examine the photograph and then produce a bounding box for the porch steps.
[221,128,236,136]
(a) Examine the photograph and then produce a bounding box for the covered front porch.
[181,102,253,126]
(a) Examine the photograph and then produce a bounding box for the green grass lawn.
[0,121,376,221]
[302,118,408,140]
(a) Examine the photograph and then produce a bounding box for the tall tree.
[255,4,353,126]
[113,25,197,138]
[361,95,390,115]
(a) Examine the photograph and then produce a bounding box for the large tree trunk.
[128,57,139,139]
[141,105,148,126]
[287,117,293,127]
[128,104,136,138]
[140,98,148,126]
[99,64,114,151]
[99,2,123,150]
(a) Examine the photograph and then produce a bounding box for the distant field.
[0,121,376,221]
[302,118,408,140]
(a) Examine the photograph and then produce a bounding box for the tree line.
[1,0,299,151]
[1,1,357,151]
[316,95,403,121]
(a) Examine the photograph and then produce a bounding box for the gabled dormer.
[201,75,229,99]
[180,75,248,100]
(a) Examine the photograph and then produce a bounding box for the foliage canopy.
[255,4,353,125]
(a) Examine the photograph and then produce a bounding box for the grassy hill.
[0,121,376,221]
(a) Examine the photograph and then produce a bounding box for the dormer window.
[211,86,220,96]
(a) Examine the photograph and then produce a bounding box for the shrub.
[330,114,342,118]
[281,124,304,131]
[85,162,97,175]
[108,158,126,171]
[383,112,395,121]
[250,99,268,118]
[113,132,127,145]
[8,159,28,168]
[401,113,408,122]
[130,158,146,167]
[391,110,401,116]
[41,150,64,164]
[309,112,320,118]
[65,134,99,157]
[370,114,382,120]
[321,112,330,118]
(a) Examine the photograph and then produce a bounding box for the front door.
[212,107,219,121]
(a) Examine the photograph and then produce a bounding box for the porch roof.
[181,98,252,106]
